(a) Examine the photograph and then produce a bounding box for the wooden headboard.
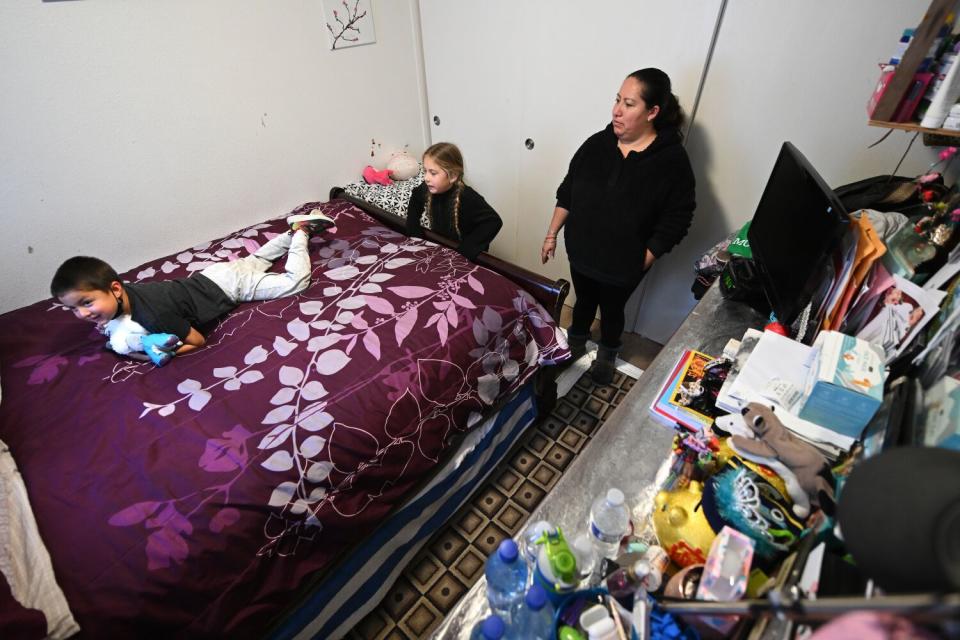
[329,188,570,322]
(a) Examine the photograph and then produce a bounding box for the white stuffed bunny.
[104,315,149,355]
[103,314,182,366]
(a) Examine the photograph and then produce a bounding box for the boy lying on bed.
[49,211,333,366]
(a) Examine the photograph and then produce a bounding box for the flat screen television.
[747,142,849,329]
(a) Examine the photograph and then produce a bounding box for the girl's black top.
[406,183,503,261]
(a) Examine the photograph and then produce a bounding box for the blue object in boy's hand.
[142,334,182,367]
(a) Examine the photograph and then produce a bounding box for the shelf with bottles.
[866,0,958,136]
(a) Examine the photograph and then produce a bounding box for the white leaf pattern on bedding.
[100,202,568,570]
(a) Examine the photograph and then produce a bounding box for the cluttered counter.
[432,284,767,638]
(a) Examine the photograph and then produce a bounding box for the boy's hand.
[142,334,183,367]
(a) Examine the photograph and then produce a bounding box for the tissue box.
[799,331,885,439]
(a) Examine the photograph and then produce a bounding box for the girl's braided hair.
[423,142,465,238]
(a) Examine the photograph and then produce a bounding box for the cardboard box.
[799,331,886,440]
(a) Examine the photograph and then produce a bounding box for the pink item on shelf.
[867,65,897,117]
[891,72,934,122]
[362,165,393,186]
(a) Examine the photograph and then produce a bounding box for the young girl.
[405,142,502,261]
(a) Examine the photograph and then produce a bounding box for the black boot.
[566,331,588,361]
[588,344,618,385]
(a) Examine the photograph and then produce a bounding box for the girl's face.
[612,76,659,142]
[423,156,457,195]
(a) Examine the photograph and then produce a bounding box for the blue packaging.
[799,331,885,439]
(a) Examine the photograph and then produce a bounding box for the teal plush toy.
[141,334,182,367]
[104,315,182,367]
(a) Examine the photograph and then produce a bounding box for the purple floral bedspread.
[0,199,568,638]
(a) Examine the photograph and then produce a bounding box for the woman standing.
[541,68,696,384]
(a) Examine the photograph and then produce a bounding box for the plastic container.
[605,559,661,606]
[588,488,630,560]
[642,545,669,577]
[532,528,579,606]
[506,584,554,639]
[470,614,506,640]
[571,532,598,586]
[586,617,619,640]
[485,539,528,620]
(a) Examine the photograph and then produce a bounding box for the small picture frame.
[322,0,376,50]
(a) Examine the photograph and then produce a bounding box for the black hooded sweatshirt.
[557,124,696,286]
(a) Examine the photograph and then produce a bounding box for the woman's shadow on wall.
[626,120,735,344]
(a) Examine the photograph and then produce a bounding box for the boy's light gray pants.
[201,230,311,303]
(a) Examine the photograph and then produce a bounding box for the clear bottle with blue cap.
[505,583,554,639]
[470,614,506,640]
[485,539,528,620]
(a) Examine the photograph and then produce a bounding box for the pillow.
[343,167,424,217]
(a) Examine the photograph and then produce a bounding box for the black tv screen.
[747,142,849,328]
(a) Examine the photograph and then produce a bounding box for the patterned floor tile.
[346,370,637,637]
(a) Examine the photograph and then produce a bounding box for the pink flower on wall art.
[323,0,376,50]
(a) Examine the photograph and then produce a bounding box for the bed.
[0,194,569,638]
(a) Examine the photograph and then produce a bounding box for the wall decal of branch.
[323,0,376,51]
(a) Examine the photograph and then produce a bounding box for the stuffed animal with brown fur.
[728,403,835,518]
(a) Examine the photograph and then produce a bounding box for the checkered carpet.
[347,368,638,639]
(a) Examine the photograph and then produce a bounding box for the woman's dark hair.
[50,256,121,297]
[628,68,685,132]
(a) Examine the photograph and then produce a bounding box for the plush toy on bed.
[362,165,393,186]
[724,403,835,519]
[103,315,182,367]
[386,149,420,181]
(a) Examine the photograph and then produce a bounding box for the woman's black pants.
[568,267,640,349]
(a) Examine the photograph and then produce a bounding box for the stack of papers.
[715,329,856,453]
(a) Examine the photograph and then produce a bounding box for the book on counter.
[649,349,716,432]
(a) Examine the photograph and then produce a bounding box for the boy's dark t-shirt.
[125,274,235,339]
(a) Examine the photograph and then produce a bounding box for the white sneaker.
[287,209,335,235]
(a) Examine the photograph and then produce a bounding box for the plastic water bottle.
[522,520,555,572]
[470,614,506,640]
[506,584,554,639]
[485,539,528,619]
[588,488,630,560]
[571,532,598,586]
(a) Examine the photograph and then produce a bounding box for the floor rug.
[346,365,640,639]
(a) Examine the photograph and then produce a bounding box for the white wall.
[419,0,722,287]
[0,1,428,313]
[630,0,949,342]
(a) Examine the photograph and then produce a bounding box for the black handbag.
[833,174,939,213]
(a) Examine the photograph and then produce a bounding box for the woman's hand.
[643,249,656,271]
[541,207,569,264]
[541,235,557,263]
